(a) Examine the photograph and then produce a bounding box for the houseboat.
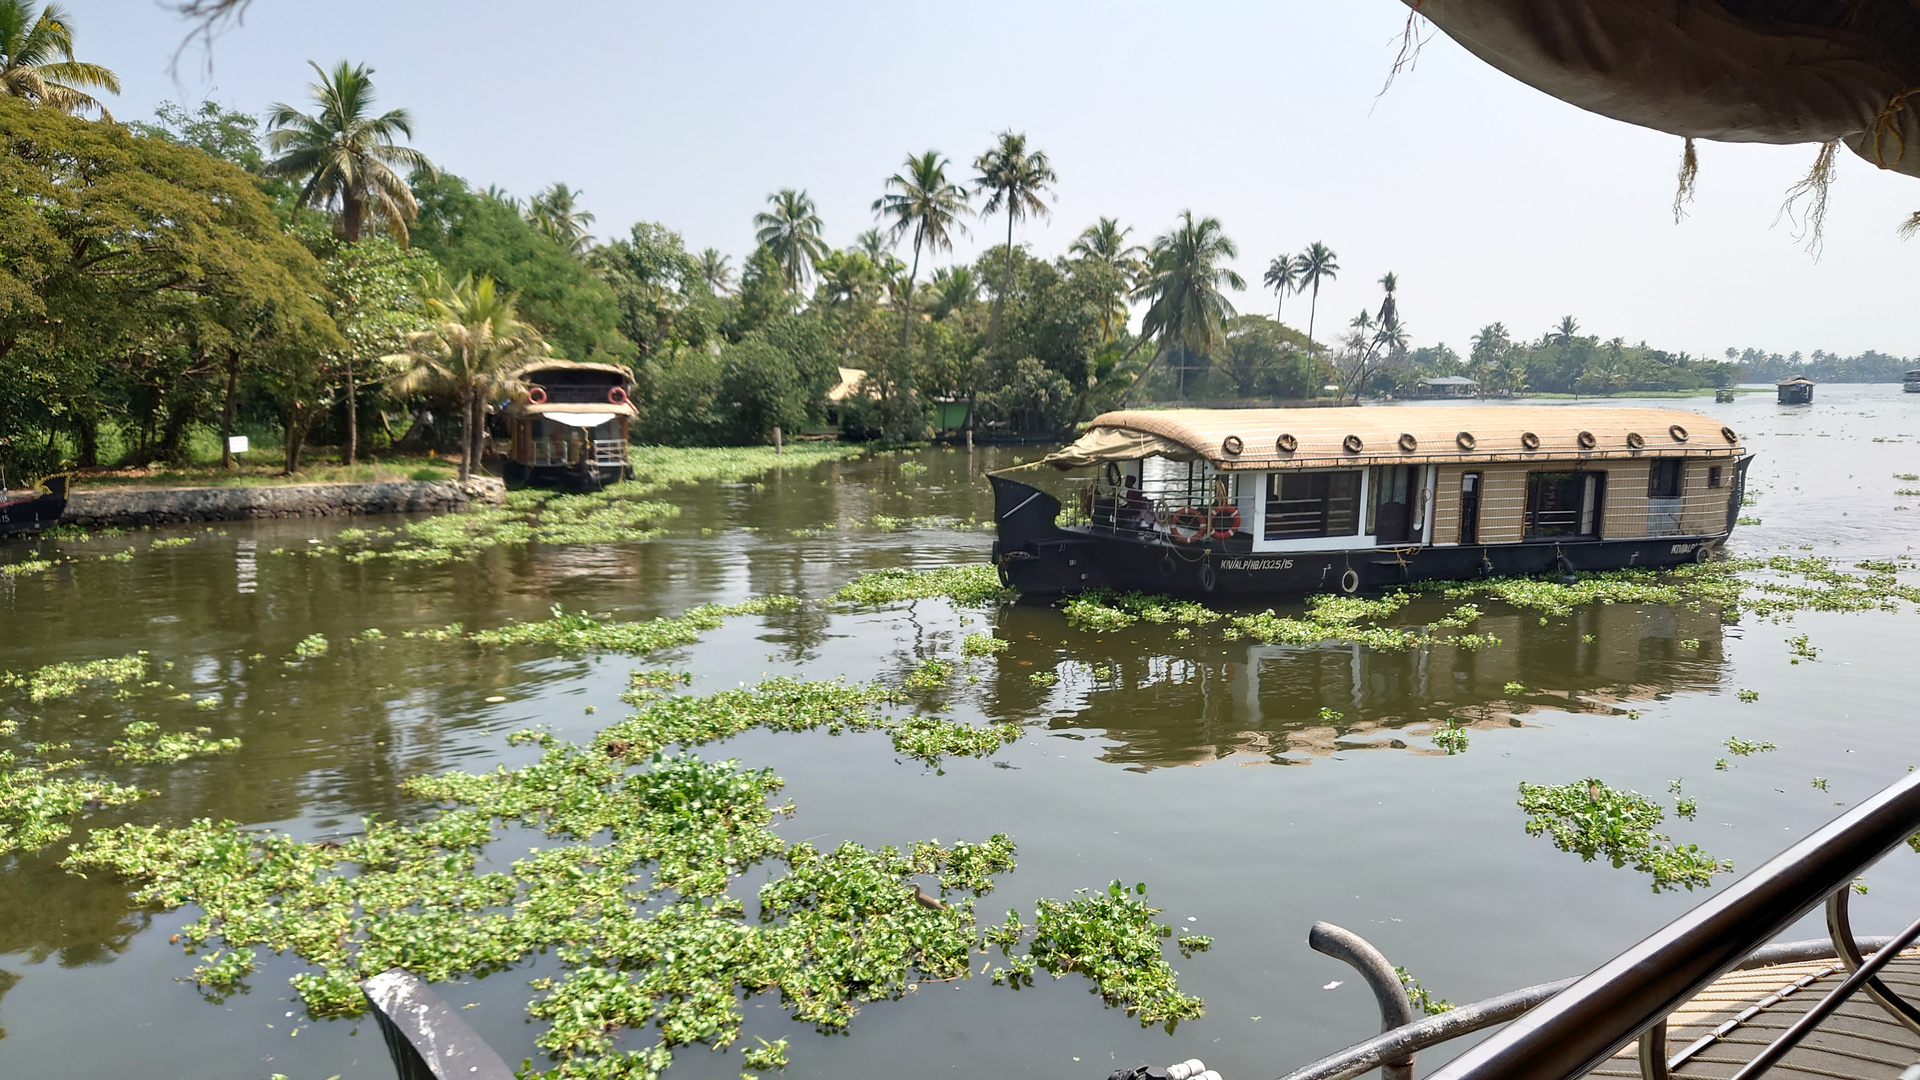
[1777,376,1815,404]
[0,474,67,537]
[988,407,1749,598]
[500,361,635,490]
[1905,369,1920,393]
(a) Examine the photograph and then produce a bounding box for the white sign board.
[227,435,249,454]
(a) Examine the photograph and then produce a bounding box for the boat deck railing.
[527,438,628,469]
[1277,769,1920,1080]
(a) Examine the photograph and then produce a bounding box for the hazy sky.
[85,0,1917,360]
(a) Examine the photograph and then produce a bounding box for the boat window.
[1265,471,1361,540]
[1525,471,1605,539]
[1367,465,1421,544]
[1707,466,1724,489]
[1648,460,1684,499]
[1459,471,1482,545]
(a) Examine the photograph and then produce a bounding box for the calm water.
[3,386,1919,1079]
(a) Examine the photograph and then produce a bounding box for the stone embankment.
[61,477,506,528]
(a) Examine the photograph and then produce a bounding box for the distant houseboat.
[989,407,1750,598]
[0,474,67,537]
[1777,376,1815,404]
[501,361,635,490]
[1905,369,1920,393]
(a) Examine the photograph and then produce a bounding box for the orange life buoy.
[1208,505,1241,539]
[1169,507,1208,544]
[608,386,630,406]
[526,385,548,404]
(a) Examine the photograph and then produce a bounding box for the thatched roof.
[1045,405,1742,470]
[1402,1,1920,180]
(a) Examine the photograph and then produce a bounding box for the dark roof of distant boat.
[1777,376,1816,386]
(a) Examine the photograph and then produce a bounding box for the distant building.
[1421,376,1479,398]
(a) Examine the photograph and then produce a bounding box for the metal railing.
[527,439,628,468]
[1279,768,1920,1080]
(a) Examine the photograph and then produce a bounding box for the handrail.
[1427,768,1920,1080]
[1271,938,1897,1080]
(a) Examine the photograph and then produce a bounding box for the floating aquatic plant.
[1517,778,1729,891]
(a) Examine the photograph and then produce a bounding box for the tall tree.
[972,131,1054,341]
[0,1,117,117]
[1070,218,1146,344]
[696,248,734,294]
[264,60,435,243]
[1552,315,1580,346]
[1262,254,1302,321]
[1130,211,1244,397]
[384,274,547,483]
[1376,271,1398,326]
[871,150,971,349]
[1296,241,1339,358]
[752,188,828,292]
[525,183,595,256]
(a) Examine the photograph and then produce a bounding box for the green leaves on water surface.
[992,880,1211,1027]
[832,564,1010,607]
[0,752,145,855]
[472,598,800,654]
[1,652,149,702]
[111,722,241,765]
[1724,736,1776,756]
[63,673,1198,1079]
[1517,778,1730,892]
[892,716,1020,764]
[0,558,52,579]
[1430,720,1470,755]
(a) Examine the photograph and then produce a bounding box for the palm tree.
[972,131,1055,340]
[1296,242,1339,358]
[265,60,435,243]
[1377,271,1399,326]
[1263,254,1302,321]
[697,248,735,294]
[384,274,548,483]
[526,183,595,256]
[752,188,829,292]
[1552,315,1580,346]
[815,249,880,309]
[1470,321,1511,397]
[1130,211,1245,397]
[872,150,971,348]
[927,265,980,321]
[1071,218,1147,344]
[0,0,116,116]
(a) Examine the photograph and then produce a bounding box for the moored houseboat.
[1777,376,1815,404]
[1905,369,1920,393]
[989,407,1749,598]
[500,361,635,490]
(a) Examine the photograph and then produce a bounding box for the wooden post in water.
[773,426,782,454]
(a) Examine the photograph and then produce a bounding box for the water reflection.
[1007,596,1728,769]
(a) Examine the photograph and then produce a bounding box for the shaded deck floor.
[1590,955,1920,1079]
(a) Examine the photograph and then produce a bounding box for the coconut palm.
[1070,218,1147,344]
[815,249,881,309]
[697,248,735,294]
[872,150,971,348]
[0,0,117,116]
[1377,271,1399,326]
[1130,211,1244,396]
[526,183,595,256]
[1552,315,1580,346]
[927,265,980,321]
[1296,242,1339,357]
[384,274,548,483]
[972,131,1055,340]
[752,189,829,292]
[265,60,436,243]
[1263,254,1302,321]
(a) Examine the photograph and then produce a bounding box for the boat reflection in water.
[1020,594,1727,769]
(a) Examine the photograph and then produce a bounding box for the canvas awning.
[544,411,616,429]
[1043,427,1202,469]
[1401,1,1920,181]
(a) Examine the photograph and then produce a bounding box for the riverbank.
[58,477,506,528]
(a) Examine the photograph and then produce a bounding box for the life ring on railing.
[1670,424,1690,443]
[1168,507,1208,543]
[608,386,630,406]
[1340,567,1360,594]
[1208,505,1241,539]
[526,385,548,404]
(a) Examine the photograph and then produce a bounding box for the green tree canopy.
[411,172,634,364]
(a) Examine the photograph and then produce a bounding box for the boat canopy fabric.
[1402,0,1920,179]
[508,359,636,383]
[1043,427,1202,469]
[1048,406,1742,471]
[543,411,617,429]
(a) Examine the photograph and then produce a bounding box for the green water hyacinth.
[2,652,148,702]
[0,752,146,855]
[833,564,1010,607]
[1517,778,1729,891]
[472,597,799,654]
[1000,880,1211,1027]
